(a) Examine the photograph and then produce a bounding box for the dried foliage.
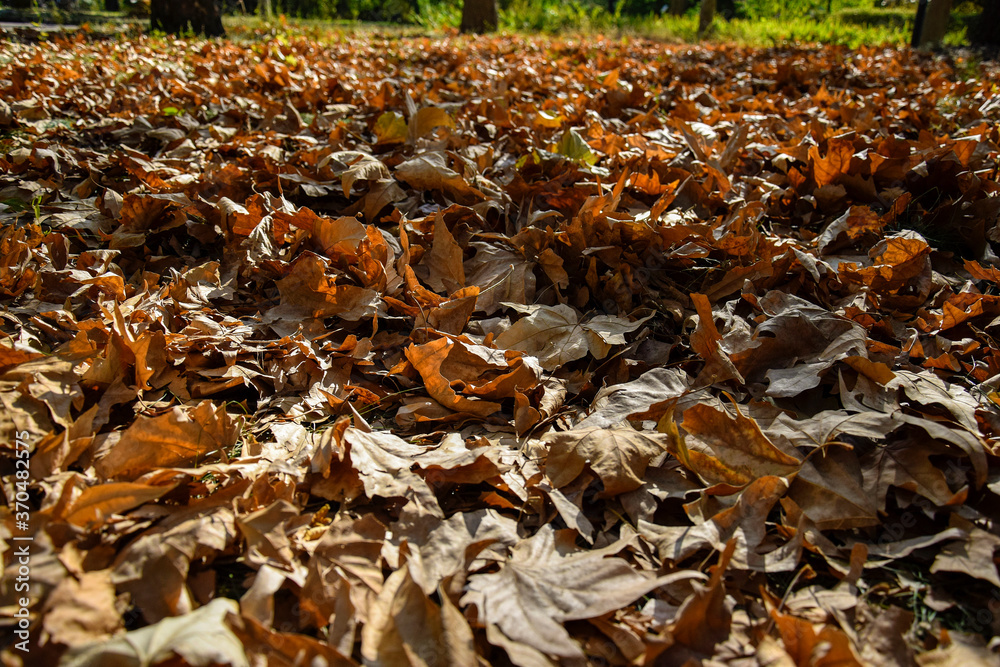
[2,29,1000,666]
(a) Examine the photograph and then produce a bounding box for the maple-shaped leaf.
[342,427,444,520]
[95,401,242,480]
[495,303,647,371]
[62,598,249,667]
[462,525,702,660]
[810,137,854,188]
[395,151,485,203]
[555,127,598,166]
[543,427,670,498]
[273,252,380,321]
[689,293,744,386]
[675,402,802,486]
[361,567,476,666]
[405,337,504,417]
[299,514,386,631]
[398,509,519,596]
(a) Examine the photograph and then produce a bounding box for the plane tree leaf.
[62,598,249,667]
[5,29,1000,667]
[542,427,670,498]
[462,525,703,660]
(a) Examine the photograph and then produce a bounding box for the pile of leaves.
[2,27,1000,666]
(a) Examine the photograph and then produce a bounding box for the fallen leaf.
[463,525,703,660]
[61,598,249,667]
[543,428,670,498]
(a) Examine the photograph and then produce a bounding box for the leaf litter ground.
[1,27,1000,666]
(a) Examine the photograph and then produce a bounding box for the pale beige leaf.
[930,516,1000,587]
[462,525,702,660]
[61,598,248,667]
[41,570,121,647]
[395,151,484,202]
[494,303,588,371]
[361,567,474,667]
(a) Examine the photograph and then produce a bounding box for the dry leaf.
[61,598,249,667]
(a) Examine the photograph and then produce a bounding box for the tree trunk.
[916,0,952,45]
[460,0,498,33]
[698,0,715,36]
[150,0,225,35]
[669,0,686,16]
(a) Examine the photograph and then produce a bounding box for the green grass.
[615,12,916,46]
[219,10,940,48]
[2,0,977,48]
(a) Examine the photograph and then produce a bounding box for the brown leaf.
[405,337,503,417]
[395,151,484,203]
[810,137,854,187]
[230,613,358,667]
[543,428,670,498]
[361,567,476,666]
[671,540,735,655]
[462,525,703,660]
[677,402,802,486]
[689,293,744,386]
[274,252,380,321]
[95,401,242,480]
[930,516,1000,587]
[418,211,465,293]
[56,480,178,528]
[111,484,243,622]
[790,446,878,530]
[771,610,863,666]
[859,606,916,667]
[40,570,121,647]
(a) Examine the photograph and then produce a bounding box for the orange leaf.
[810,138,853,187]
